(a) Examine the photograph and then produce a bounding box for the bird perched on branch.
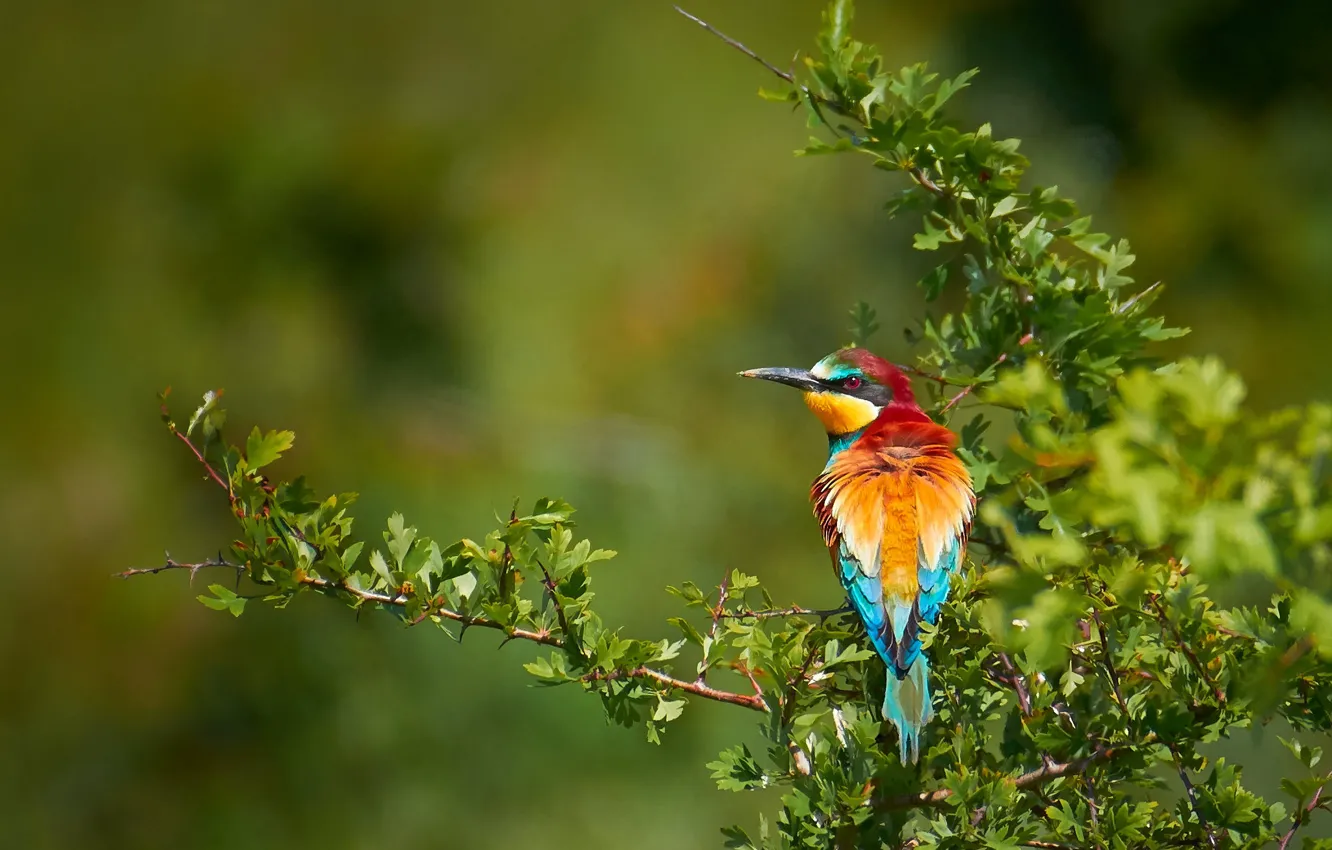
[741,348,975,763]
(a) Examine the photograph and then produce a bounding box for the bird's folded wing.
[812,444,974,673]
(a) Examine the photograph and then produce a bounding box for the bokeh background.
[3,1,1331,847]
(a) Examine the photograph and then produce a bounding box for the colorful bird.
[741,347,975,762]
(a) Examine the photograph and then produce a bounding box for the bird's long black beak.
[738,367,823,393]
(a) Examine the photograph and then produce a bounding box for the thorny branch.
[722,603,850,621]
[673,7,801,93]
[167,427,236,509]
[126,427,774,713]
[122,555,772,713]
[135,396,1193,816]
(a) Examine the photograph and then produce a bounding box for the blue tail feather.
[882,656,932,763]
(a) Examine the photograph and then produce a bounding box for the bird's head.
[740,347,918,436]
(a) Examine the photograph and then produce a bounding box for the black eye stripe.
[819,375,894,405]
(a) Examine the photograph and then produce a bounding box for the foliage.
[129,2,1332,847]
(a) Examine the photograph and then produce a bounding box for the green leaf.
[369,549,394,587]
[821,0,853,51]
[385,512,416,568]
[990,194,1023,218]
[198,584,246,618]
[1060,664,1085,697]
[757,86,796,103]
[920,265,948,301]
[186,390,226,443]
[652,697,686,723]
[340,541,365,571]
[913,216,961,251]
[668,616,706,646]
[521,497,576,526]
[245,427,295,470]
[449,572,477,601]
[927,68,978,117]
[708,745,766,792]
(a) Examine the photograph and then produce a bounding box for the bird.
[740,347,975,763]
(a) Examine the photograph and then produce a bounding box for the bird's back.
[811,418,974,676]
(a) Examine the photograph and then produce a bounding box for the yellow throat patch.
[802,392,881,435]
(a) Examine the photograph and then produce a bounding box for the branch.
[169,427,237,509]
[1085,775,1102,850]
[1148,593,1226,705]
[1085,580,1126,711]
[122,556,770,714]
[673,6,797,89]
[137,424,773,713]
[119,554,241,582]
[672,7,961,222]
[996,651,1032,716]
[781,640,821,777]
[906,165,949,199]
[1167,744,1218,849]
[582,666,769,712]
[1279,782,1328,850]
[696,569,732,683]
[722,603,849,621]
[875,743,1131,811]
[536,556,578,658]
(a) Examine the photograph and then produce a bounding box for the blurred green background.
[3,1,1330,847]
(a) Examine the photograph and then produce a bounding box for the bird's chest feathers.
[802,392,880,436]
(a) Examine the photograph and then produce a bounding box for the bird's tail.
[882,656,933,763]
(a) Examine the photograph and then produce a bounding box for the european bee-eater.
[742,348,975,763]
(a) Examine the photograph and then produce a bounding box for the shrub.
[128,2,1332,846]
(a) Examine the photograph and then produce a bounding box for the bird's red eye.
[843,376,862,390]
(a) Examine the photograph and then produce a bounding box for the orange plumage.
[741,348,975,762]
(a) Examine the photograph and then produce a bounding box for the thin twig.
[1086,581,1125,711]
[1168,744,1218,849]
[996,652,1032,716]
[119,555,242,583]
[536,557,575,649]
[673,6,796,86]
[1279,782,1328,850]
[722,603,849,621]
[898,364,955,386]
[781,640,821,776]
[498,507,517,598]
[1085,775,1102,850]
[675,7,961,208]
[170,429,237,509]
[1147,593,1226,705]
[697,569,732,683]
[907,165,949,199]
[940,353,1009,414]
[733,661,765,701]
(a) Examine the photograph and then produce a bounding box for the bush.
[127,2,1332,846]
